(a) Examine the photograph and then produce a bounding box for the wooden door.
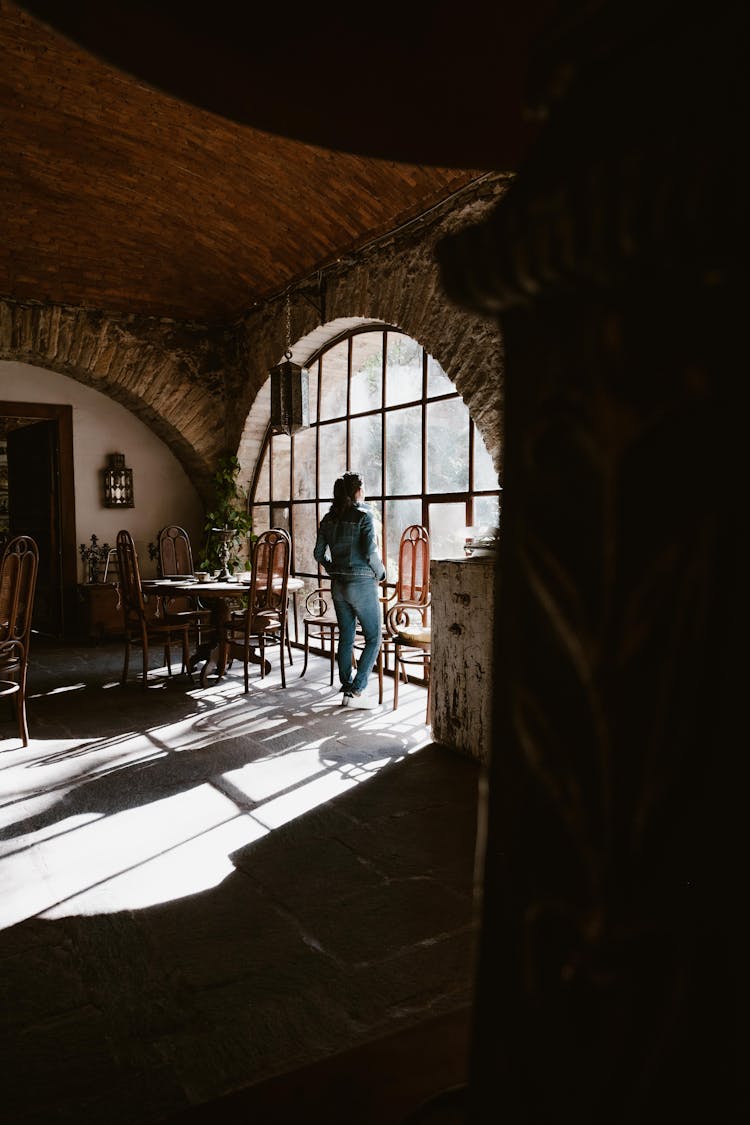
[7,419,62,635]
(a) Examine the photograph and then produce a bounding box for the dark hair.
[329,471,362,518]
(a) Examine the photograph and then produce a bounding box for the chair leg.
[122,633,131,685]
[279,625,287,688]
[393,644,400,710]
[181,629,193,681]
[377,648,383,704]
[142,642,149,688]
[164,640,172,676]
[425,655,431,725]
[17,667,29,747]
[329,626,335,685]
[244,642,249,693]
[300,625,310,678]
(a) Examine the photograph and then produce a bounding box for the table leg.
[197,599,271,687]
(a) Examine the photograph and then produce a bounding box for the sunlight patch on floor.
[0,654,431,929]
[42,813,268,918]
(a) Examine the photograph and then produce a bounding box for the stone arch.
[236,317,382,486]
[0,298,231,500]
[229,176,508,489]
[1,175,509,505]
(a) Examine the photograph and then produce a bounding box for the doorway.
[0,402,77,636]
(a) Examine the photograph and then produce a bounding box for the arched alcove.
[242,323,501,584]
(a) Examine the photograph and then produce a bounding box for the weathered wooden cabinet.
[77,582,159,640]
[77,583,122,640]
[430,556,496,765]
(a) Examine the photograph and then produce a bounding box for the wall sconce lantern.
[269,292,310,435]
[103,452,134,507]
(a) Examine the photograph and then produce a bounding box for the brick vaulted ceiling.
[0,1,556,326]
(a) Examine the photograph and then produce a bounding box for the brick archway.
[0,299,230,500]
[231,177,508,487]
[1,178,508,503]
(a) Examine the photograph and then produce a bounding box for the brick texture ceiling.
[1,1,555,325]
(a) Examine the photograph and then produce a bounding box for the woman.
[314,471,386,708]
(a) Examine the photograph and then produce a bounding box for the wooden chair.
[383,525,431,720]
[300,586,339,685]
[158,524,195,577]
[157,524,211,641]
[0,535,39,746]
[387,606,432,723]
[300,584,384,699]
[225,528,291,691]
[116,529,193,688]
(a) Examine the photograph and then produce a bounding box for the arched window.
[250,325,500,588]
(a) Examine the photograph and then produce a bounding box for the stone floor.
[0,636,482,1124]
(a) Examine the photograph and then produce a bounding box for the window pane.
[293,424,317,499]
[351,333,382,413]
[252,505,270,537]
[350,414,382,497]
[255,445,270,502]
[271,433,291,501]
[307,358,319,424]
[474,427,499,490]
[426,354,454,397]
[319,340,348,420]
[428,501,468,560]
[473,494,501,531]
[385,332,422,406]
[291,502,318,576]
[318,420,347,498]
[271,503,290,532]
[385,498,422,583]
[385,406,422,495]
[251,329,500,610]
[426,399,469,493]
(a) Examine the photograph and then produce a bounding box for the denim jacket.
[314,503,386,581]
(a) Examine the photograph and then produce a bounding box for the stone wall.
[231,174,510,483]
[0,300,231,501]
[0,173,509,501]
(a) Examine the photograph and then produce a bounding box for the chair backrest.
[116,530,146,618]
[0,535,39,656]
[248,528,291,619]
[158,525,195,577]
[396,525,430,605]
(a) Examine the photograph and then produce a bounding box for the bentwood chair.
[158,525,195,577]
[300,584,384,699]
[0,535,39,745]
[116,529,193,688]
[300,585,339,685]
[387,605,432,722]
[383,525,431,720]
[157,524,211,641]
[225,528,291,691]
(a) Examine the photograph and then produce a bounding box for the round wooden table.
[142,578,262,687]
[143,575,305,688]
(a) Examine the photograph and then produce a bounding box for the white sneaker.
[343,692,379,710]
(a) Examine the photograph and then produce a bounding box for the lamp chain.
[284,292,292,360]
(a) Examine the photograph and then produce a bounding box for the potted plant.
[199,454,254,575]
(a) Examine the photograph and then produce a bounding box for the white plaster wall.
[0,361,204,580]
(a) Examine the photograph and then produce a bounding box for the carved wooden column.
[437,3,745,1120]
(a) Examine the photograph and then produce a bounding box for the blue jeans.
[332,576,382,694]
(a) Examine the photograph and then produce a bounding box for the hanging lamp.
[269,292,309,435]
